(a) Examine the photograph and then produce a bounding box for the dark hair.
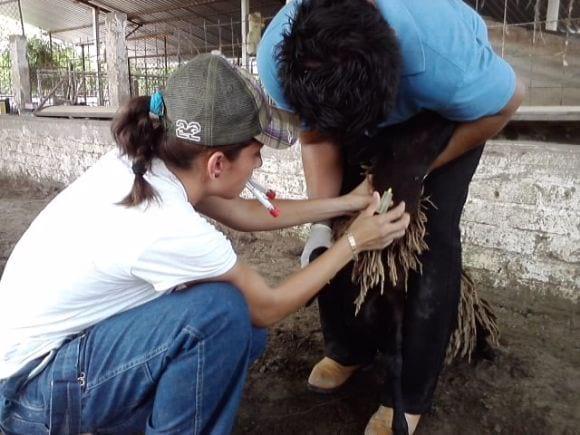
[277,0,401,145]
[112,96,252,207]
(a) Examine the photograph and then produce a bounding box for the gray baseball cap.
[164,54,297,149]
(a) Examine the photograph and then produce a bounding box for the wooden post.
[241,0,249,69]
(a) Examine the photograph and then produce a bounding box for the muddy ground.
[1,177,578,435]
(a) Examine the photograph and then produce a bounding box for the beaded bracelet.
[345,231,358,261]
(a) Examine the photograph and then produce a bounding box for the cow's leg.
[314,159,377,377]
[379,144,486,415]
[317,254,378,367]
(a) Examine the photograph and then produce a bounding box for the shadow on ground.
[1,177,578,435]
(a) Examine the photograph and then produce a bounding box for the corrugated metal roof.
[0,0,283,58]
[3,0,576,62]
[3,0,94,39]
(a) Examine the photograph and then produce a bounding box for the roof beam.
[50,21,103,35]
[51,0,226,39]
[127,32,170,42]
[128,44,240,60]
[72,0,142,27]
[138,10,225,26]
[127,0,225,20]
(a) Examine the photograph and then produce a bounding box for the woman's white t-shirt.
[0,150,237,380]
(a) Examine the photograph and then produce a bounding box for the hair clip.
[149,91,165,118]
[132,161,147,176]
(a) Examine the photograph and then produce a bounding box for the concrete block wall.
[0,116,113,185]
[0,115,578,300]
[463,141,579,301]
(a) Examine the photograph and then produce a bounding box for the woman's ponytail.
[111,95,164,207]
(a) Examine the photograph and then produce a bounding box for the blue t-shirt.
[257,0,516,127]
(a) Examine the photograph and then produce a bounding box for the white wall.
[1,115,578,300]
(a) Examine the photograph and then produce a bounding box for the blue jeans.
[0,282,267,434]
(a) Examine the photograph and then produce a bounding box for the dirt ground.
[0,177,578,435]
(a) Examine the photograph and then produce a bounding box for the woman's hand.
[346,191,410,252]
[217,191,410,327]
[341,176,374,214]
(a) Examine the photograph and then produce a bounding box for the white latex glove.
[300,223,333,268]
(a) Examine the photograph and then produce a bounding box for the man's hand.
[300,223,333,268]
[349,176,373,196]
[341,176,374,215]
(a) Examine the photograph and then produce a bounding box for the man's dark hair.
[278,0,401,144]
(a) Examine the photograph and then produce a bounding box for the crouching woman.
[0,54,409,434]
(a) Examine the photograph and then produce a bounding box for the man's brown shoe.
[364,405,421,435]
[307,357,361,393]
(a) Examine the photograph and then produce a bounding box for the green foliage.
[26,36,56,69]
[0,50,11,95]
[26,36,82,71]
[0,35,87,95]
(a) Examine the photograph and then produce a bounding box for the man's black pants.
[318,116,485,414]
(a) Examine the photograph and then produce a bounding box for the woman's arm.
[214,197,410,327]
[195,179,371,232]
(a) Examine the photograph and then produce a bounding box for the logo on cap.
[176,119,202,142]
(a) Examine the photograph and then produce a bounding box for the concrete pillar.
[9,34,31,113]
[132,78,139,97]
[241,0,248,69]
[546,0,560,31]
[247,12,263,56]
[92,7,103,105]
[105,11,130,106]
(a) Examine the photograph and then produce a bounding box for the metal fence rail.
[0,0,578,110]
